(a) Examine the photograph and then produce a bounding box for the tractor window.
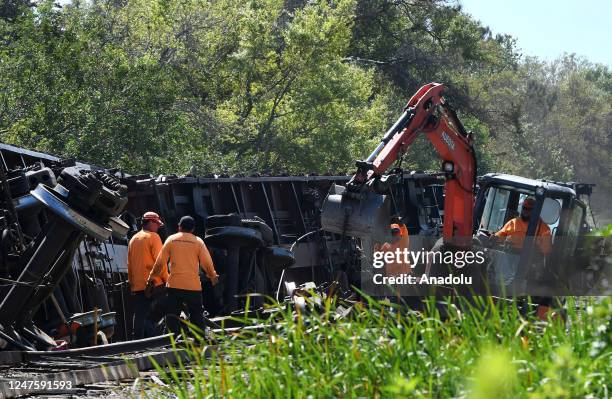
[480,187,511,232]
[540,197,562,240]
[564,202,585,255]
[519,194,562,241]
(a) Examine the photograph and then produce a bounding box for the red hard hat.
[142,211,164,227]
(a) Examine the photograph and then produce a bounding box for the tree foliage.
[0,0,609,220]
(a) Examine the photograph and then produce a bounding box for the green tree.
[0,0,608,222]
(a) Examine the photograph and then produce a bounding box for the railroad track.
[0,335,196,398]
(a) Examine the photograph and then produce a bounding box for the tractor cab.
[473,173,593,296]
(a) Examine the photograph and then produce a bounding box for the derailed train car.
[0,142,445,348]
[119,171,445,316]
[0,143,129,350]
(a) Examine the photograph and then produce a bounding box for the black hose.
[276,229,323,301]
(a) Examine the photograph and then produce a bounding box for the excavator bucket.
[320,184,392,242]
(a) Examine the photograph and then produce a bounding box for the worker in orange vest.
[147,215,219,336]
[380,222,411,277]
[373,222,412,298]
[495,197,555,320]
[494,197,552,254]
[127,211,169,339]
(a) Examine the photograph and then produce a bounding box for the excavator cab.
[473,173,594,296]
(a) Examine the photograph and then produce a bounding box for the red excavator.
[321,82,476,246]
[321,82,600,301]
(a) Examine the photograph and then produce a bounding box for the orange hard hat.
[142,211,164,227]
[390,223,402,236]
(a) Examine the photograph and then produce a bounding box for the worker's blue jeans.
[131,291,155,339]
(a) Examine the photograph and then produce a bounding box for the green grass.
[146,295,611,398]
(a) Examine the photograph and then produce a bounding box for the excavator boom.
[321,83,477,244]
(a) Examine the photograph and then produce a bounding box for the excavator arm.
[322,83,477,244]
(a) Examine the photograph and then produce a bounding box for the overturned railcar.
[0,142,444,348]
[119,170,445,317]
[0,143,129,350]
